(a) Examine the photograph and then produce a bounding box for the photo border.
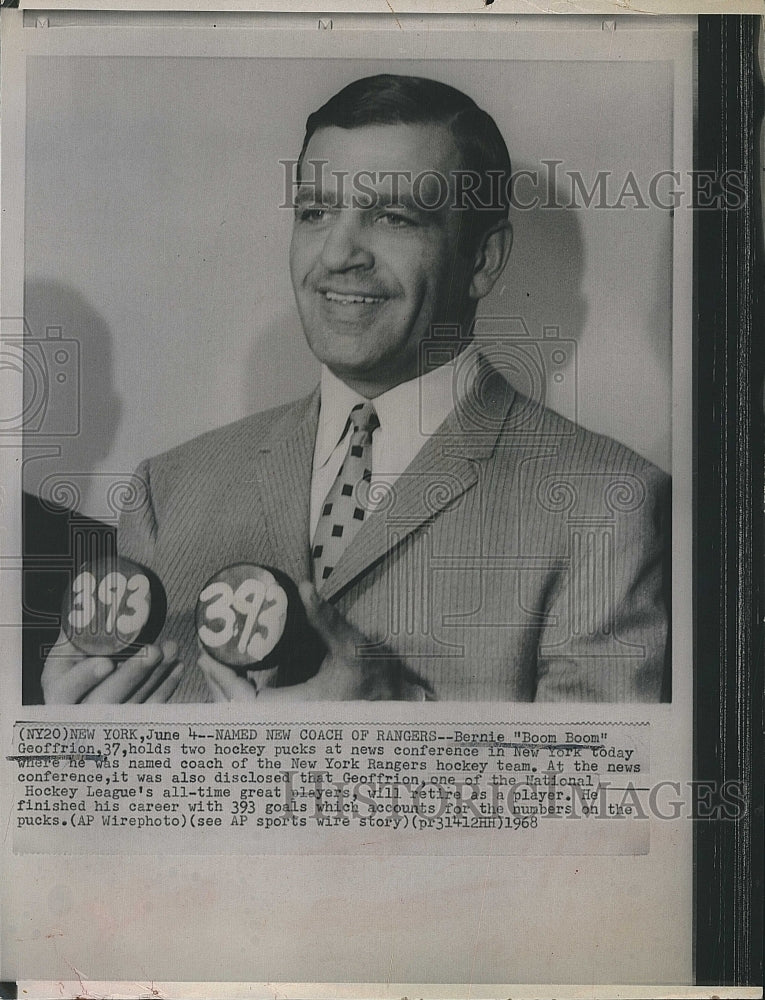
[0,7,761,996]
[694,13,764,990]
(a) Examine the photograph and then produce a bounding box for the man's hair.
[298,73,512,249]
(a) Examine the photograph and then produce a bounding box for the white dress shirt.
[309,345,480,539]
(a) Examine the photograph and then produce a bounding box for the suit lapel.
[255,389,320,584]
[249,363,516,599]
[318,438,479,601]
[320,363,517,602]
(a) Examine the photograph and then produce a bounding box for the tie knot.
[350,400,379,434]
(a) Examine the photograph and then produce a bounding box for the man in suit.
[42,74,670,703]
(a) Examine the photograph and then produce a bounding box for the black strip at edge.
[695,14,764,989]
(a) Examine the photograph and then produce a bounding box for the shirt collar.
[314,368,366,469]
[315,342,480,468]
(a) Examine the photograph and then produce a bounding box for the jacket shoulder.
[140,393,314,497]
[164,395,307,459]
[500,394,670,491]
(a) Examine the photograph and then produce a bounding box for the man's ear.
[469,219,513,301]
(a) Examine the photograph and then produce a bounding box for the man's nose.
[319,211,373,272]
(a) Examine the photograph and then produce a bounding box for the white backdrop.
[23,55,673,518]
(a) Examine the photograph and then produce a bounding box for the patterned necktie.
[312,400,380,584]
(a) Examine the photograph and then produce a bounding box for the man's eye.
[297,207,331,223]
[378,212,415,228]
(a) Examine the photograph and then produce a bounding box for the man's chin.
[321,354,384,381]
[307,330,382,368]
[322,353,422,395]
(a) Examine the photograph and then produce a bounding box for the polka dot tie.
[312,400,380,584]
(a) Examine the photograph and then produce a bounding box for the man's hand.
[198,582,434,702]
[41,632,184,704]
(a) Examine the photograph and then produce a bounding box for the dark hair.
[297,74,512,247]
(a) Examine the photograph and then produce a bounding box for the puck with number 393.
[62,555,167,658]
[195,563,323,684]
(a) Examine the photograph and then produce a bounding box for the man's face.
[289,122,477,395]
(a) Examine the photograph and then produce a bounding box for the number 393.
[62,556,167,656]
[195,564,290,670]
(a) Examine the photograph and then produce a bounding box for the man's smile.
[322,289,386,305]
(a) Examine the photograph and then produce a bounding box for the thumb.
[298,581,354,653]
[43,631,90,679]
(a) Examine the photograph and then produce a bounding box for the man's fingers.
[205,673,229,703]
[298,581,356,652]
[44,655,116,704]
[128,643,180,703]
[198,652,258,702]
[41,632,99,699]
[144,661,185,703]
[44,632,86,670]
[41,634,180,704]
[197,648,231,702]
[81,645,163,704]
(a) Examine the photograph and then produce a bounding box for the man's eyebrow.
[294,185,335,207]
[293,186,439,216]
[373,192,424,213]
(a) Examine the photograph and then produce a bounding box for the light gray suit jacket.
[119,365,670,702]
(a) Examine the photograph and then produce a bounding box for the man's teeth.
[324,290,382,304]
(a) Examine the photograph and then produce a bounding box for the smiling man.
[289,120,500,397]
[42,74,670,704]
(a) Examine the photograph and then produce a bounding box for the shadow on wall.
[243,309,321,414]
[501,173,588,347]
[463,167,588,420]
[497,163,672,448]
[20,279,122,703]
[22,278,123,513]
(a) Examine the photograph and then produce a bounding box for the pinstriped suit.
[118,363,670,702]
